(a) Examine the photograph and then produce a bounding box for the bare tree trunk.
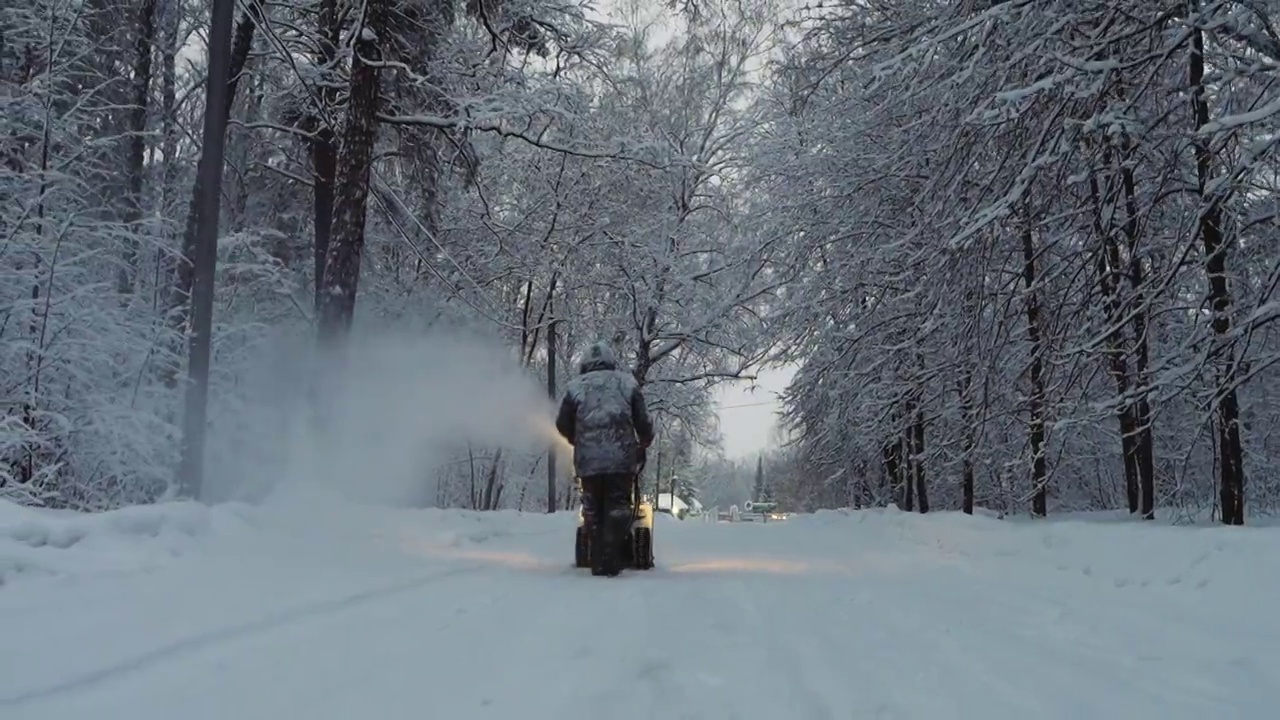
[959,370,976,514]
[162,10,256,386]
[157,0,180,309]
[1189,14,1245,525]
[911,401,928,513]
[316,3,385,342]
[482,449,504,510]
[176,0,235,500]
[519,280,535,360]
[310,0,340,310]
[1117,146,1156,521]
[901,434,914,512]
[1131,318,1156,520]
[313,134,335,309]
[1020,214,1048,518]
[895,403,914,512]
[655,447,665,503]
[18,36,57,490]
[546,294,558,512]
[1087,160,1141,514]
[521,273,560,367]
[882,437,903,510]
[119,0,157,297]
[467,443,478,509]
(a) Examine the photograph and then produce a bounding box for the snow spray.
[201,326,562,508]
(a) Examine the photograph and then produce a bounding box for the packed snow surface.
[2,493,1277,720]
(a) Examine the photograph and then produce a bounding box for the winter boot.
[590,537,615,576]
[591,517,615,576]
[592,507,629,577]
[579,487,596,527]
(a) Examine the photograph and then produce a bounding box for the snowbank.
[0,489,580,588]
[9,493,1276,595]
[0,499,255,585]
[774,505,1280,597]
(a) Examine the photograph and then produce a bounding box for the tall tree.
[176,0,236,499]
[316,0,387,342]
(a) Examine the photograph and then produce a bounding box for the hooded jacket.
[554,342,655,478]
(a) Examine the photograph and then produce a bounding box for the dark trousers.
[580,473,632,572]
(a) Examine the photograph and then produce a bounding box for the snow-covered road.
[2,496,1276,720]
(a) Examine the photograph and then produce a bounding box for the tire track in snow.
[847,574,1057,718]
[429,560,743,719]
[703,551,1048,718]
[368,562,677,719]
[717,575,839,720]
[576,573,681,715]
[0,563,488,708]
[570,567,780,719]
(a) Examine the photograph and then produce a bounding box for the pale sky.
[713,364,796,459]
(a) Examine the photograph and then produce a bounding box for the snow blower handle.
[632,443,650,558]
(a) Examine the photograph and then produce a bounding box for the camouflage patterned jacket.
[555,342,654,478]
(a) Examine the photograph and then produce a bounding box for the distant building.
[656,492,690,518]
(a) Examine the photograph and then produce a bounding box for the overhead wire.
[717,399,782,410]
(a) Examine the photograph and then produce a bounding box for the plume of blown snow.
[200,325,560,509]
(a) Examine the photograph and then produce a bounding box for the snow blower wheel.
[631,527,654,570]
[626,455,655,571]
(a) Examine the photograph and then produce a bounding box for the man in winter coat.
[555,341,654,576]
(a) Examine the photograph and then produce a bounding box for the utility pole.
[546,296,557,512]
[177,0,234,500]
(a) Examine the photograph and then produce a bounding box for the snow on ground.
[2,495,1277,720]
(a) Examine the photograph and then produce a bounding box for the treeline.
[759,1,1280,523]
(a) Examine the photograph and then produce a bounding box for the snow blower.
[574,451,654,572]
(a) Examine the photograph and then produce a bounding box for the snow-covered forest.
[4,0,1279,524]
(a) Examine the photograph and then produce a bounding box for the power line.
[717,400,781,410]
